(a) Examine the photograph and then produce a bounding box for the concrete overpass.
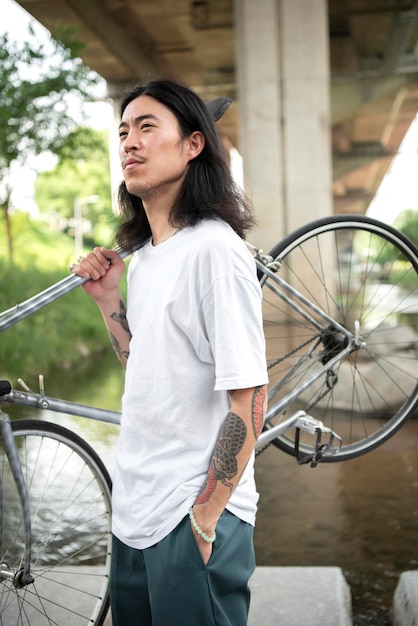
[15,0,418,249]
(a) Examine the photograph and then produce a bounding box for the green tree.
[35,127,115,248]
[0,24,99,262]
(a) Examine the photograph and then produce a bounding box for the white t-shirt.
[112,219,268,549]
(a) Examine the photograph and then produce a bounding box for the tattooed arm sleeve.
[193,385,267,524]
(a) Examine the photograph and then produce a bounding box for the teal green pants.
[109,510,255,626]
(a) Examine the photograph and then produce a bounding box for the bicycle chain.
[305,368,338,412]
[267,333,320,370]
[262,336,338,457]
[267,332,338,412]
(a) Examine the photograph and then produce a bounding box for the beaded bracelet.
[189,507,217,543]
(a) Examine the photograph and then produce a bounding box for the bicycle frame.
[0,242,349,455]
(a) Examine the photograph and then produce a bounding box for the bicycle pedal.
[295,413,330,435]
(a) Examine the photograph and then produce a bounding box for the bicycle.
[1,212,417,625]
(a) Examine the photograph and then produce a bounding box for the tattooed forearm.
[108,331,130,366]
[196,411,247,504]
[108,300,131,367]
[195,386,267,507]
[110,300,130,334]
[252,385,267,439]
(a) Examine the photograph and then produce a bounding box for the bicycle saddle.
[206,96,232,121]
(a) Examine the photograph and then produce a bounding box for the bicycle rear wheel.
[260,214,418,461]
[0,419,112,625]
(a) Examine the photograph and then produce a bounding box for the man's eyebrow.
[118,114,159,130]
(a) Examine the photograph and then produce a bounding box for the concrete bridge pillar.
[104,84,125,214]
[234,0,333,251]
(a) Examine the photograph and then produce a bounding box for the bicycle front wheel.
[260,214,418,461]
[0,420,112,625]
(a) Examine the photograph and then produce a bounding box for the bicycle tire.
[0,419,112,626]
[259,214,418,461]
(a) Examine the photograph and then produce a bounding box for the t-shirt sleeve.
[201,272,269,391]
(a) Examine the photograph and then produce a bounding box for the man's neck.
[151,223,179,246]
[142,198,177,246]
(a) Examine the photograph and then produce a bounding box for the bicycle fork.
[0,410,34,588]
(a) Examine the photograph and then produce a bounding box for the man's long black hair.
[115,79,255,251]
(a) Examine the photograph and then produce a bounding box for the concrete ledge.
[391,571,418,626]
[248,566,352,626]
[103,566,352,625]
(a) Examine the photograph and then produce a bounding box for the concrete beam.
[63,0,159,80]
[330,76,410,124]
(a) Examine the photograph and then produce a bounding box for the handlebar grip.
[0,380,12,396]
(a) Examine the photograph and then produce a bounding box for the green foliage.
[4,212,75,268]
[0,23,101,263]
[393,209,418,249]
[0,27,99,183]
[367,209,418,268]
[54,125,109,162]
[0,214,126,381]
[34,127,116,246]
[354,211,418,290]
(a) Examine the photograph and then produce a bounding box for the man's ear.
[187,131,205,161]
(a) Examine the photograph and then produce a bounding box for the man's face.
[119,95,192,202]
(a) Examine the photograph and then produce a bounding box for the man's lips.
[122,156,145,170]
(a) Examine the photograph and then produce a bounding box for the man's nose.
[123,130,141,152]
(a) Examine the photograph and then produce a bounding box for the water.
[5,352,418,625]
[254,423,418,625]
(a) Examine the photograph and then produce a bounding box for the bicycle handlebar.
[0,380,11,396]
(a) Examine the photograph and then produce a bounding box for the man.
[71,79,268,626]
